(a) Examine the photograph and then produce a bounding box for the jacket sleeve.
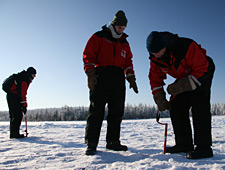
[83,34,99,72]
[185,42,209,86]
[123,44,135,76]
[149,60,167,95]
[20,81,29,107]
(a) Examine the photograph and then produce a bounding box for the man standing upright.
[83,10,138,155]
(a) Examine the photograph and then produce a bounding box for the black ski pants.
[7,93,23,136]
[169,57,215,147]
[85,66,126,146]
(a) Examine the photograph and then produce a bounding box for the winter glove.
[167,75,197,96]
[153,91,171,111]
[86,68,97,90]
[127,75,138,94]
[22,107,27,114]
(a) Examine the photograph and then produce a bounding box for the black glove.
[167,75,197,96]
[22,107,27,114]
[86,68,97,90]
[153,91,171,111]
[126,75,138,93]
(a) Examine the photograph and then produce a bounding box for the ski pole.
[24,113,29,137]
[156,111,168,154]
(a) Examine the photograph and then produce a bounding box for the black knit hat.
[111,10,128,26]
[146,31,167,53]
[27,67,36,75]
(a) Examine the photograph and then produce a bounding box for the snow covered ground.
[1,116,225,170]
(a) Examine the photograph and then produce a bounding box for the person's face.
[151,47,166,59]
[114,25,126,34]
[31,74,36,79]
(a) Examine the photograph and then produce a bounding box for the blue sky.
[0,0,225,111]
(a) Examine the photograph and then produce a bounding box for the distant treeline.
[0,103,224,121]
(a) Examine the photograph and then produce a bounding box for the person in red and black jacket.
[83,10,138,155]
[6,67,36,138]
[146,31,215,159]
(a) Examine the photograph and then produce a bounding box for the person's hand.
[167,76,197,96]
[22,107,27,114]
[153,91,171,111]
[86,68,97,90]
[127,75,138,93]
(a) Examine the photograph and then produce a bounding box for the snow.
[1,116,225,170]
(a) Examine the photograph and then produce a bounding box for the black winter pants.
[7,93,23,136]
[169,57,215,147]
[85,66,126,146]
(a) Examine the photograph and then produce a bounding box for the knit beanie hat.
[27,67,36,75]
[146,31,167,53]
[111,10,128,26]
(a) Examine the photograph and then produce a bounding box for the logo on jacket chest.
[121,50,126,58]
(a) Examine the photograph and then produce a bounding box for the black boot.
[10,120,24,139]
[166,145,194,154]
[85,142,97,156]
[10,134,25,139]
[186,146,213,159]
[85,146,96,155]
[106,141,128,151]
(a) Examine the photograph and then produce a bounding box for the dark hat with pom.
[111,10,128,26]
[146,31,167,53]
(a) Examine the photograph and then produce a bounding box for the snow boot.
[10,121,24,139]
[166,145,194,154]
[85,146,96,156]
[106,141,128,151]
[10,134,25,139]
[186,146,213,159]
[85,142,97,156]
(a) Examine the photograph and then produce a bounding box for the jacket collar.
[102,25,128,40]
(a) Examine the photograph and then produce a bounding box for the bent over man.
[146,31,215,159]
[4,67,36,138]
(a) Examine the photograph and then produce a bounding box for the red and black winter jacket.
[149,32,215,95]
[9,71,31,107]
[83,25,135,76]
